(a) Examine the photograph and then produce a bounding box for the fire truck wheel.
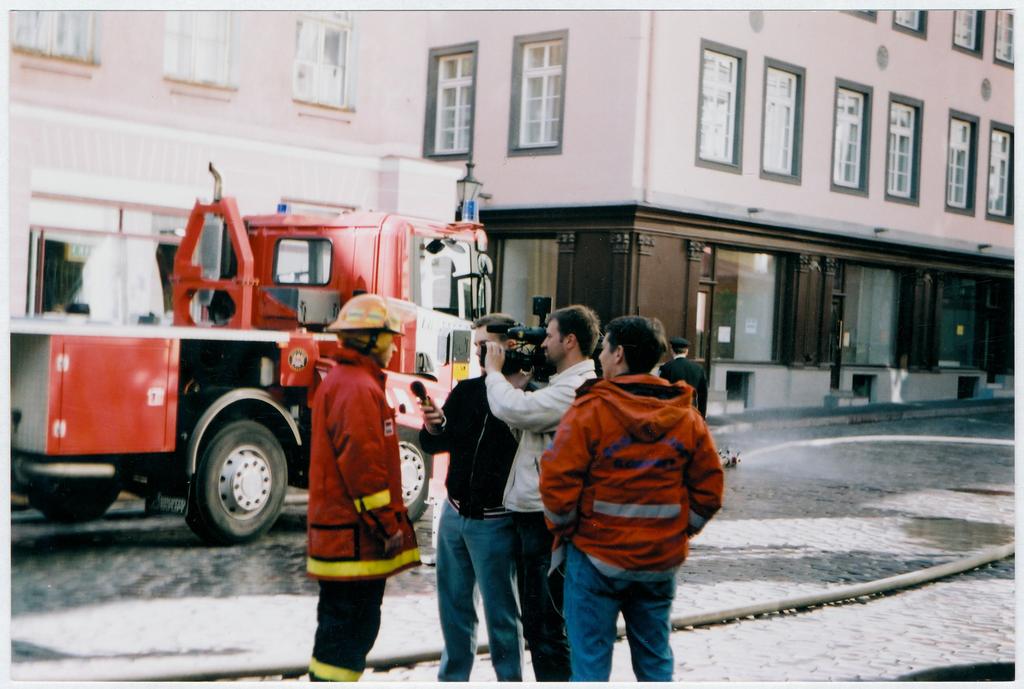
[28,477,121,523]
[399,433,432,522]
[187,420,288,546]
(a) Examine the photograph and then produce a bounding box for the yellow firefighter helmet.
[327,293,404,334]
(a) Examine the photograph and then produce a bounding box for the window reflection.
[841,265,897,366]
[28,197,186,325]
[710,249,777,361]
[34,230,176,324]
[417,237,474,318]
[498,238,558,325]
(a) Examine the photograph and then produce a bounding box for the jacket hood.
[580,374,694,442]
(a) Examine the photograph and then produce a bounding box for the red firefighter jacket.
[540,374,723,580]
[307,347,420,581]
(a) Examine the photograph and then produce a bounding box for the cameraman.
[418,313,525,681]
[482,304,601,682]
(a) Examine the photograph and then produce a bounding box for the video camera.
[480,296,556,382]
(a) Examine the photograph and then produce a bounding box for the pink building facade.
[9,11,464,325]
[417,9,1014,411]
[8,9,1015,411]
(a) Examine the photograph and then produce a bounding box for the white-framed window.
[833,88,866,189]
[762,67,797,175]
[12,10,97,62]
[164,11,237,87]
[987,129,1012,216]
[995,11,1014,63]
[953,10,981,52]
[425,43,477,159]
[887,103,916,198]
[700,49,740,164]
[519,40,564,148]
[946,118,973,209]
[293,12,353,109]
[435,53,474,154]
[894,10,922,32]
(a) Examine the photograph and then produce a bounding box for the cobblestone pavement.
[10,499,437,617]
[361,558,1014,682]
[9,412,1015,682]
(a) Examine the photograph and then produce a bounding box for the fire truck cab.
[10,166,492,545]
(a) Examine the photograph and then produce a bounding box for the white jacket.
[485,359,597,512]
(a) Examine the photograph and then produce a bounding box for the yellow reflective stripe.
[354,488,392,513]
[307,547,420,578]
[309,657,362,682]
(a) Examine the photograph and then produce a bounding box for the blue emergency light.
[277,203,289,214]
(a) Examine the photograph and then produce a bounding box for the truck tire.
[187,420,288,545]
[399,432,432,522]
[28,477,121,523]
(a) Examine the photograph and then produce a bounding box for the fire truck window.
[274,238,332,285]
[194,214,232,280]
[429,255,457,314]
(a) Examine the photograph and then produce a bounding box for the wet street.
[10,497,438,618]
[9,409,1015,680]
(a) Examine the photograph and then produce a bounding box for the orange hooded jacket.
[540,374,723,580]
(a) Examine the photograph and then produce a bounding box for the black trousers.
[513,511,571,682]
[310,578,387,681]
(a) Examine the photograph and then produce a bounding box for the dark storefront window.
[842,265,898,365]
[32,229,180,324]
[27,201,186,324]
[710,249,777,361]
[498,237,558,325]
[939,276,978,367]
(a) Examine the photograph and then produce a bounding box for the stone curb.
[710,398,1014,436]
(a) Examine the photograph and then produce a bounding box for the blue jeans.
[563,543,676,682]
[437,500,523,681]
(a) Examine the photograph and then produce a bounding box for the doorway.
[829,295,844,390]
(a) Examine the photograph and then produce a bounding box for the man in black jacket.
[659,336,709,417]
[418,313,523,681]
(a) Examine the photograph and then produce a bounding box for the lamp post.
[455,159,482,222]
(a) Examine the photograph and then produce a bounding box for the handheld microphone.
[410,380,428,403]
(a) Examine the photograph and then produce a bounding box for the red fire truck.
[10,165,492,545]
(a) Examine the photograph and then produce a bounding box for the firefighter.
[307,293,420,682]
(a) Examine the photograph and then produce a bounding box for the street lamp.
[455,160,483,222]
